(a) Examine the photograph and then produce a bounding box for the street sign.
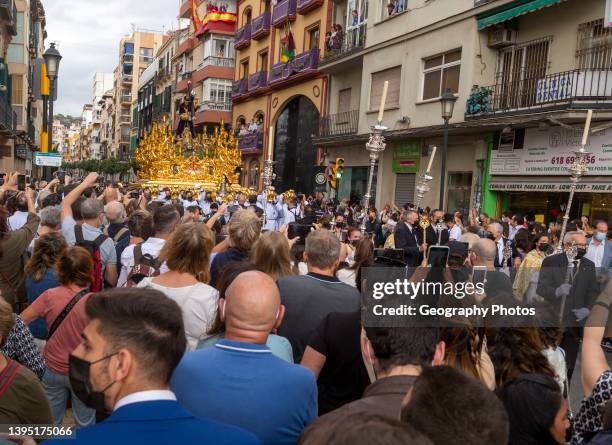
[34,152,62,167]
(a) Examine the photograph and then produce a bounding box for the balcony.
[123,53,134,63]
[251,12,271,40]
[119,115,131,124]
[232,78,248,99]
[272,0,297,27]
[297,0,323,15]
[121,74,133,84]
[248,71,267,92]
[175,71,192,93]
[234,24,251,50]
[317,110,359,138]
[269,48,319,85]
[465,69,612,119]
[121,94,132,104]
[120,134,130,143]
[202,56,235,68]
[238,131,264,154]
[320,26,366,66]
[200,100,232,112]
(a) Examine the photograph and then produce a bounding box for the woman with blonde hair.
[252,231,295,281]
[137,222,218,350]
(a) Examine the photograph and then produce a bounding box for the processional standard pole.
[555,109,593,253]
[360,81,389,234]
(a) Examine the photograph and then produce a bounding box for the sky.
[45,0,184,117]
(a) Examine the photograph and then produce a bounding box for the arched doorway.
[273,96,319,193]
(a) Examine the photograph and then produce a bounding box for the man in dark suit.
[394,210,426,267]
[425,209,449,246]
[537,231,598,381]
[45,288,259,445]
[486,222,520,269]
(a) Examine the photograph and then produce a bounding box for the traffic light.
[336,158,345,179]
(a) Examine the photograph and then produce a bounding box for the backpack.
[126,243,161,287]
[103,226,129,244]
[74,225,107,292]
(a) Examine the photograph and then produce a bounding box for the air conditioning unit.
[488,27,516,48]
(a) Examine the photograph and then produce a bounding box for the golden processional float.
[134,121,253,202]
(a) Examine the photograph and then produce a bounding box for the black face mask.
[486,233,495,241]
[351,239,360,247]
[538,243,550,252]
[574,247,587,260]
[69,353,117,413]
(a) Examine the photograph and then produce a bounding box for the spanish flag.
[280,29,295,63]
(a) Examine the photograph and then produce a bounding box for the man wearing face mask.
[585,220,612,269]
[42,288,259,445]
[394,210,427,267]
[537,231,598,381]
[486,222,520,271]
[61,172,118,288]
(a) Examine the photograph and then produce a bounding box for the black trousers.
[561,327,581,384]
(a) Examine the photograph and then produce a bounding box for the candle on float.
[581,109,593,147]
[426,145,437,173]
[377,81,389,123]
[267,126,274,160]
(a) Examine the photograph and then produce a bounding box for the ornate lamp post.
[555,109,593,253]
[439,89,456,210]
[43,43,62,153]
[360,82,389,234]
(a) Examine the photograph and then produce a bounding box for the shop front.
[486,126,612,223]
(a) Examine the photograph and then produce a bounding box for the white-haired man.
[486,222,520,270]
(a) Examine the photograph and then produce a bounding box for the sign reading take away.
[34,152,62,167]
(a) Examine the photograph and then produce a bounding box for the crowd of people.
[0,169,610,445]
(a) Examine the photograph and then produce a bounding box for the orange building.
[176,0,238,135]
[232,0,329,191]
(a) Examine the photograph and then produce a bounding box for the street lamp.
[43,43,62,153]
[439,88,456,210]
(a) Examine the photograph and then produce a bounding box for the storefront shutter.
[394,173,416,206]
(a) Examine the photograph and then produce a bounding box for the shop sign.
[392,141,421,174]
[34,152,62,167]
[489,181,612,193]
[489,127,612,176]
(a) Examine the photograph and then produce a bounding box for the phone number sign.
[490,127,612,176]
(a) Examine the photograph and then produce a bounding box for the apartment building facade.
[112,30,166,160]
[0,0,47,177]
[89,72,113,159]
[174,0,236,138]
[315,0,612,222]
[231,0,329,191]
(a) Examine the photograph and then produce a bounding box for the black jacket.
[493,237,520,269]
[536,253,598,324]
[394,223,421,267]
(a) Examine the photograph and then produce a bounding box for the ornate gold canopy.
[134,122,243,194]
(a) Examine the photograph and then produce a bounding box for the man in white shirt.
[117,205,179,287]
[585,220,611,269]
[445,213,462,242]
[8,192,29,231]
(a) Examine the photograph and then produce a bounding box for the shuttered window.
[394,173,416,206]
[11,75,23,105]
[338,88,352,114]
[370,66,401,111]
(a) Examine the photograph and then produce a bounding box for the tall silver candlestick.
[360,123,387,234]
[555,110,593,253]
[261,158,274,230]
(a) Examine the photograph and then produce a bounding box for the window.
[241,60,249,78]
[382,0,405,20]
[307,26,320,50]
[140,47,153,63]
[204,35,234,61]
[577,19,612,69]
[370,66,401,111]
[124,42,134,55]
[338,88,352,114]
[258,51,268,72]
[203,78,233,103]
[11,75,23,105]
[422,49,461,100]
[243,7,252,26]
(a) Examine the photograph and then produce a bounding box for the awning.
[488,176,612,194]
[477,0,567,30]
